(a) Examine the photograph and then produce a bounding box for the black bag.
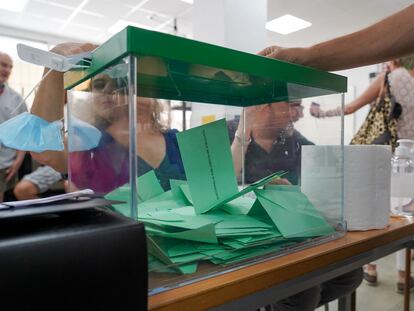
[350,71,402,150]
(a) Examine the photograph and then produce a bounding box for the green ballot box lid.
[64,26,346,106]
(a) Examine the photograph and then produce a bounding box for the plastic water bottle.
[398,139,414,158]
[390,144,414,216]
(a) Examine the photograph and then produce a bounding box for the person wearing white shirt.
[0,52,27,202]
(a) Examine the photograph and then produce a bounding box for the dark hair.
[395,55,414,70]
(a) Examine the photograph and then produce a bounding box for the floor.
[316,253,414,311]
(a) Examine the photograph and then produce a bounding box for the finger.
[258,46,277,56]
[268,50,283,60]
[81,43,98,52]
[258,47,271,56]
[268,48,294,63]
[279,178,292,185]
[5,171,15,183]
[52,42,97,57]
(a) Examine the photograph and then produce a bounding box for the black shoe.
[363,271,378,286]
[397,277,414,294]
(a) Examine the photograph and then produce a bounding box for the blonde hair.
[150,98,168,132]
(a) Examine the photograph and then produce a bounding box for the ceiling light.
[108,20,155,34]
[266,14,311,35]
[181,0,194,4]
[0,0,28,12]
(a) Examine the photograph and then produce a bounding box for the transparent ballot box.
[64,26,346,294]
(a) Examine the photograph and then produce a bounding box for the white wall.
[0,35,48,110]
[190,0,267,128]
[294,65,378,146]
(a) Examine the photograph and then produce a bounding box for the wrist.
[300,46,318,68]
[322,107,342,117]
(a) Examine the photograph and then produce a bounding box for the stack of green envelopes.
[106,119,335,274]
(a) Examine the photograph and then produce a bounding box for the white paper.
[0,189,94,210]
[302,145,391,231]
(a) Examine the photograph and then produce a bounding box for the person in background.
[0,51,27,202]
[230,100,312,185]
[309,56,414,293]
[28,43,184,194]
[309,56,414,126]
[13,165,64,200]
[230,101,363,310]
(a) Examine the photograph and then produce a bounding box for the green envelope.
[142,213,218,230]
[105,185,132,217]
[165,240,197,257]
[148,255,198,275]
[147,237,199,274]
[247,199,276,227]
[147,236,175,266]
[209,171,285,210]
[176,119,239,214]
[170,252,207,264]
[108,170,165,217]
[214,214,272,229]
[220,196,255,215]
[176,263,199,274]
[141,210,184,222]
[179,184,193,204]
[138,191,190,219]
[174,206,196,216]
[264,184,301,192]
[177,119,286,214]
[255,189,334,238]
[137,170,164,201]
[146,223,218,244]
[170,179,191,204]
[233,232,282,244]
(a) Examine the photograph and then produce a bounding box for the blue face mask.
[0,112,102,153]
[68,116,102,152]
[0,112,64,152]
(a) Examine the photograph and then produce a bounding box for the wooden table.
[149,217,414,311]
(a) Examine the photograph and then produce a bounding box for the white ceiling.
[0,0,193,43]
[267,0,414,47]
[0,0,413,47]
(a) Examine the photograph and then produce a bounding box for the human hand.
[51,42,98,57]
[309,102,322,118]
[5,161,22,183]
[258,46,309,66]
[269,178,292,185]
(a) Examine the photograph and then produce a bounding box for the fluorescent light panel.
[0,0,28,12]
[181,0,194,4]
[266,14,311,35]
[108,20,155,34]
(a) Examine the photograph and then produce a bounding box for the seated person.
[13,165,63,200]
[69,75,185,193]
[230,100,363,311]
[230,100,313,185]
[29,43,184,194]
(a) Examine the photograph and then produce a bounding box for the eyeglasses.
[91,76,129,95]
